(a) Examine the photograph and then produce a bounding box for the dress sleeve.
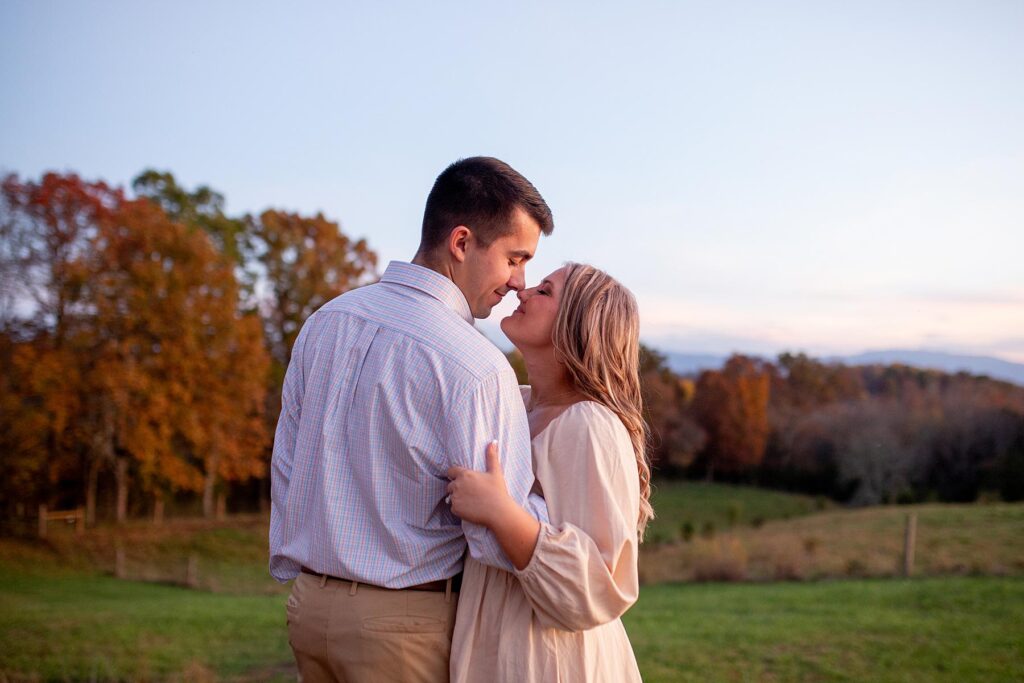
[513,404,640,631]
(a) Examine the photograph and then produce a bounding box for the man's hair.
[419,157,554,254]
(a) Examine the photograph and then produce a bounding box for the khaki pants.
[286,572,458,682]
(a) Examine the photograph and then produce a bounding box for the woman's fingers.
[485,441,502,474]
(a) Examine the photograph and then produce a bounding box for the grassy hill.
[645,481,829,542]
[641,485,1024,584]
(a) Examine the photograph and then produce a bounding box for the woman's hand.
[448,441,542,570]
[446,441,512,528]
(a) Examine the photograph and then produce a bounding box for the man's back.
[270,261,534,587]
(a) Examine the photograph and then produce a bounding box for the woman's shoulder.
[546,400,632,450]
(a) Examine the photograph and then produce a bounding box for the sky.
[2,0,1022,361]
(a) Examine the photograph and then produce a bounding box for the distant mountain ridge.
[659,348,1024,386]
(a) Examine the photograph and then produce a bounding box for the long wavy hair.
[552,263,653,540]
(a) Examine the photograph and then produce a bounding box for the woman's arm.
[447,442,541,570]
[451,407,640,632]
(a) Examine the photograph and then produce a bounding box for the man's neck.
[411,252,455,281]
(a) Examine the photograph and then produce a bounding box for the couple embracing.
[270,157,651,682]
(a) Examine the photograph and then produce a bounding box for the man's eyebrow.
[509,249,533,261]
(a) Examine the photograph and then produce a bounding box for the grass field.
[2,486,1023,680]
[1,569,1022,681]
[624,577,1024,682]
[0,569,291,682]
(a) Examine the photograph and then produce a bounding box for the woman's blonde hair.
[552,263,653,540]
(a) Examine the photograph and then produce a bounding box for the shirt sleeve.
[269,318,311,582]
[445,366,542,571]
[513,404,640,631]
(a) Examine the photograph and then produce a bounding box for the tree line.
[637,349,1024,505]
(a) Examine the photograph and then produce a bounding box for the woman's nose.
[517,288,529,302]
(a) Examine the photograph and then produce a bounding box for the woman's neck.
[522,347,583,408]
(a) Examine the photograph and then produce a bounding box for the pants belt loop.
[349,580,359,596]
[444,577,453,603]
[319,573,327,588]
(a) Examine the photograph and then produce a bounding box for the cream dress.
[450,388,643,682]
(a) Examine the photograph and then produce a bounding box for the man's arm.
[445,368,543,571]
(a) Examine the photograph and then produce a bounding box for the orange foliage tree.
[84,196,270,519]
[693,354,771,479]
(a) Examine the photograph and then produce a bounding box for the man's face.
[459,207,541,319]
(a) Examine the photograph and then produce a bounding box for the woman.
[446,262,652,682]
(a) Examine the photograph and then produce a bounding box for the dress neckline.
[529,398,605,443]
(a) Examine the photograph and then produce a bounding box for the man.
[270,157,554,682]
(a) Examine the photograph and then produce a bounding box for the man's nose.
[508,267,526,293]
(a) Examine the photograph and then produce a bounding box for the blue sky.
[2,1,1022,361]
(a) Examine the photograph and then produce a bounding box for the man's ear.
[448,226,472,264]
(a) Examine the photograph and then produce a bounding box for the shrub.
[692,537,748,582]
[726,502,743,527]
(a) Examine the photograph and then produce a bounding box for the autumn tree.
[0,174,121,520]
[693,354,771,480]
[132,169,248,277]
[84,195,270,519]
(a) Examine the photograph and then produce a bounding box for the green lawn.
[624,577,1024,683]
[0,569,292,681]
[2,568,1022,681]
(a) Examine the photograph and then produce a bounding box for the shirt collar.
[381,261,474,325]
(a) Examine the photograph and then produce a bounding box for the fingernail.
[490,439,498,447]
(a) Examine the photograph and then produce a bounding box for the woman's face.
[500,266,568,350]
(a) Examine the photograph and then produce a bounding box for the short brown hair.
[419,157,553,254]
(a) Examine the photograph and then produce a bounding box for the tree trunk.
[115,457,128,523]
[202,462,218,519]
[153,493,164,526]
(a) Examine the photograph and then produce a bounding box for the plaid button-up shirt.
[270,261,544,586]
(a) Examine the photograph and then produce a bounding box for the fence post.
[186,554,199,588]
[115,542,126,579]
[38,504,47,539]
[903,512,917,577]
